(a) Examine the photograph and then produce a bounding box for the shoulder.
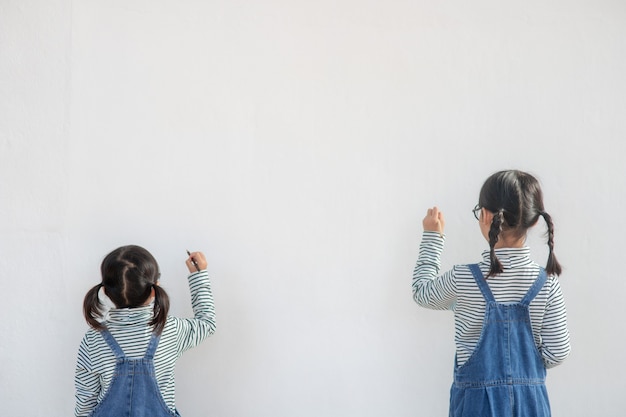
[449,263,483,292]
[543,273,566,299]
[80,328,103,347]
[450,263,483,280]
[160,315,186,336]
[429,263,486,284]
[77,328,107,369]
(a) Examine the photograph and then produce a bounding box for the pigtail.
[150,285,170,335]
[540,211,562,276]
[83,283,106,331]
[487,210,504,277]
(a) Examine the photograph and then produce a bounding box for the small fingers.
[187,251,208,270]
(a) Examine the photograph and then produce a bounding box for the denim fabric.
[449,265,551,417]
[90,330,180,417]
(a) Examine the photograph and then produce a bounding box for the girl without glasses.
[75,245,215,417]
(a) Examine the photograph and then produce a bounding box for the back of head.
[478,170,544,235]
[478,170,561,277]
[101,245,160,308]
[83,245,170,334]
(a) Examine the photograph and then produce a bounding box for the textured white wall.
[1,1,625,416]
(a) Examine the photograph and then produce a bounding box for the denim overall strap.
[519,268,547,306]
[468,264,494,302]
[99,329,125,360]
[144,332,160,359]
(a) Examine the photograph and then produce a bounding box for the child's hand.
[186,251,208,273]
[423,206,445,235]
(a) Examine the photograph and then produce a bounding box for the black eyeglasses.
[472,204,481,220]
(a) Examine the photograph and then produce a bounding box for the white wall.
[1,1,625,416]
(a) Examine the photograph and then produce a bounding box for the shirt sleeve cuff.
[422,230,445,240]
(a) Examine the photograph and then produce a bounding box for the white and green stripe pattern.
[75,271,215,416]
[413,232,570,369]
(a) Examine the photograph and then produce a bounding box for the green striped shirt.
[413,232,570,368]
[75,271,216,416]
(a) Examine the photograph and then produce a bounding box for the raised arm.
[175,251,217,352]
[412,207,456,310]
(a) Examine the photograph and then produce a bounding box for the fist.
[186,251,208,273]
[423,206,445,235]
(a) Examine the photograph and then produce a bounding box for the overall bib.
[449,264,550,417]
[90,330,180,417]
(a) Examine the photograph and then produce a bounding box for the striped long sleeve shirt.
[75,270,216,416]
[413,232,570,369]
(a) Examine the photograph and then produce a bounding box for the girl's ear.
[481,208,493,226]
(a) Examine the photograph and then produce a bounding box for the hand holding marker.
[186,250,200,272]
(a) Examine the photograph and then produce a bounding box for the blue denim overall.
[90,330,180,417]
[449,264,550,417]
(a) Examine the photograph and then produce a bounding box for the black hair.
[83,245,170,335]
[478,170,562,277]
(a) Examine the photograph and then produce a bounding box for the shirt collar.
[107,304,154,326]
[480,246,533,269]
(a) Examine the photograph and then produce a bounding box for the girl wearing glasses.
[412,170,570,417]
